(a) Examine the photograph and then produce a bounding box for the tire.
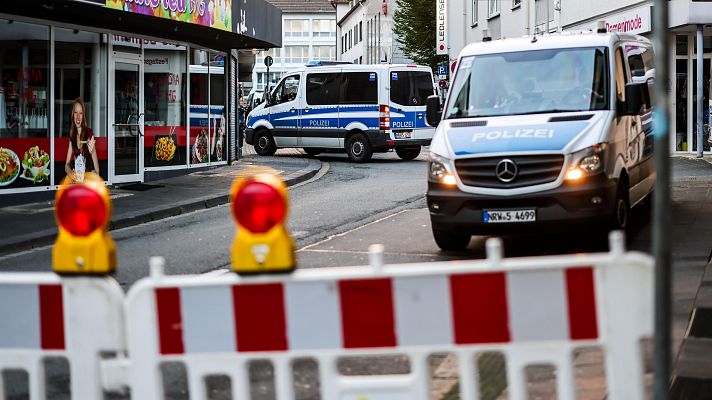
[395,147,421,161]
[346,133,373,163]
[610,180,630,232]
[254,130,277,156]
[432,227,471,251]
[303,147,323,156]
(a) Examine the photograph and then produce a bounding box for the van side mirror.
[426,95,443,127]
[622,82,646,115]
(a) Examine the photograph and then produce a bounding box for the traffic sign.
[264,55,274,67]
[437,65,448,76]
[439,79,448,89]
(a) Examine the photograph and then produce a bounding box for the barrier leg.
[187,368,207,400]
[505,353,527,400]
[28,358,46,400]
[274,357,295,400]
[457,350,479,400]
[318,354,338,400]
[554,348,576,400]
[231,359,251,400]
[410,352,431,400]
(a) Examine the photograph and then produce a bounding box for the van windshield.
[446,47,609,119]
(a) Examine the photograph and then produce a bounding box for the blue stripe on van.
[447,122,589,155]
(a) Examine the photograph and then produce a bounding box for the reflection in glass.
[114,62,140,175]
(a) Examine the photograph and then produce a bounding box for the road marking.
[297,209,410,252]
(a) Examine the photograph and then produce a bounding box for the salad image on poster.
[21,146,50,183]
[0,147,20,186]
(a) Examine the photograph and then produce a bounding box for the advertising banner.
[106,0,232,32]
[436,0,447,55]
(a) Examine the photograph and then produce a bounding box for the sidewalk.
[0,146,321,256]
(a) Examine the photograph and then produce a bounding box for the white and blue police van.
[424,30,654,250]
[245,61,436,162]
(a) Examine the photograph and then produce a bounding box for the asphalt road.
[0,149,653,399]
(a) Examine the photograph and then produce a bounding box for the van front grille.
[455,155,565,189]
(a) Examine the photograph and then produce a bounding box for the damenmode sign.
[106,0,232,32]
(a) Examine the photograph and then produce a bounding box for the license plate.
[483,209,536,224]
[394,131,412,139]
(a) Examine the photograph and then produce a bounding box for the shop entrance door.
[110,55,144,183]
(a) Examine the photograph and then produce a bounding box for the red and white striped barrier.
[124,233,653,400]
[0,274,124,400]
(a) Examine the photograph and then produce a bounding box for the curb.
[0,159,321,257]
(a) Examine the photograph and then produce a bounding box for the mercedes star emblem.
[495,159,518,183]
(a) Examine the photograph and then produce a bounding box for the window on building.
[535,0,555,34]
[0,21,49,189]
[354,24,359,44]
[306,73,340,105]
[313,46,336,61]
[513,0,521,7]
[258,48,281,63]
[284,19,309,37]
[284,46,309,64]
[313,19,336,37]
[342,72,377,104]
[143,43,187,168]
[359,21,363,42]
[472,0,479,25]
[488,0,500,17]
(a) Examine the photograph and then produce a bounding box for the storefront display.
[0,19,51,190]
[0,0,281,194]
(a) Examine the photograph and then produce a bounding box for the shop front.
[0,0,281,194]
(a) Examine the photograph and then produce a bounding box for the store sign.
[436,0,447,55]
[567,5,651,35]
[105,0,232,32]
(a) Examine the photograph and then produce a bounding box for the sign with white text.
[436,0,447,55]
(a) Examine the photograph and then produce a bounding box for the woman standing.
[64,97,99,181]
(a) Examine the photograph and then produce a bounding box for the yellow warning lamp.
[230,171,295,274]
[52,173,117,274]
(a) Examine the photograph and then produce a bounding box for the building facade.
[250,0,337,92]
[442,0,712,156]
[332,0,412,64]
[0,0,281,195]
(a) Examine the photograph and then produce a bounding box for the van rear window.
[390,71,434,106]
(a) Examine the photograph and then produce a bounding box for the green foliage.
[393,0,446,70]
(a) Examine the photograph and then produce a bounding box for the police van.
[425,30,654,250]
[245,62,436,162]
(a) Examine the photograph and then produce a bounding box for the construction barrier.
[120,232,653,400]
[0,274,124,399]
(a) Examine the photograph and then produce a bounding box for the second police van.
[425,29,655,250]
[245,62,436,162]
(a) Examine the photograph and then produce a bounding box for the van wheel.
[303,148,323,156]
[432,227,471,251]
[610,181,630,232]
[254,130,277,156]
[395,147,421,161]
[346,133,373,163]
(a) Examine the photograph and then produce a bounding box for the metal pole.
[652,1,672,399]
[698,25,704,158]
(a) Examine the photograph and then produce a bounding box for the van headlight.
[566,144,606,181]
[428,153,457,185]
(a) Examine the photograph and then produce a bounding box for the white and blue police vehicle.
[245,62,436,162]
[424,30,654,250]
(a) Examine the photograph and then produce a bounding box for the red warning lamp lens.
[232,181,285,233]
[56,185,107,236]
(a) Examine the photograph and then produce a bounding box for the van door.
[268,74,301,147]
[302,71,341,148]
[388,68,435,140]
